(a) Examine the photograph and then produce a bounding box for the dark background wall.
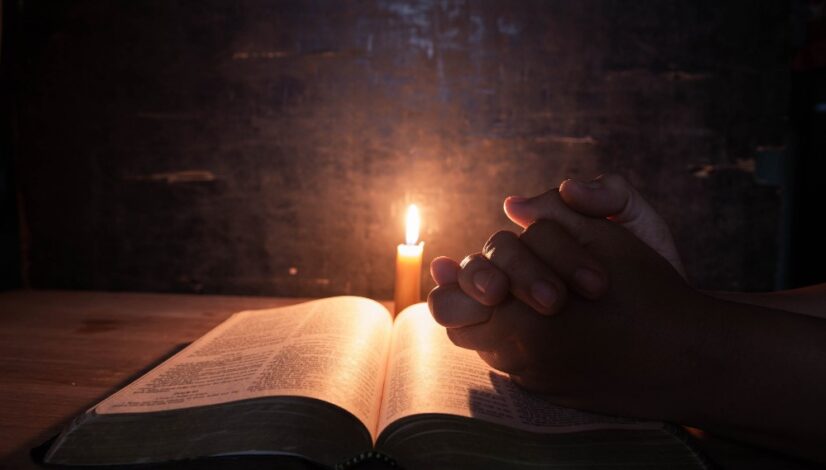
[7,0,794,299]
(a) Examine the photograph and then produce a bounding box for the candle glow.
[405,204,420,245]
[394,204,424,316]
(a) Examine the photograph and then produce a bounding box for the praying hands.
[428,174,826,463]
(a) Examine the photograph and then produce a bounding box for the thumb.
[558,174,686,278]
[503,188,596,245]
[558,174,653,226]
[557,175,626,219]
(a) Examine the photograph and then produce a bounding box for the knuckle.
[520,219,562,242]
[459,252,487,269]
[519,222,571,268]
[484,230,518,252]
[483,230,519,262]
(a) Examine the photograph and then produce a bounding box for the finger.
[559,174,686,277]
[430,256,460,286]
[449,332,530,375]
[558,175,626,218]
[482,230,567,315]
[519,219,608,299]
[457,253,509,306]
[444,298,543,368]
[560,174,663,230]
[427,283,493,328]
[502,189,597,246]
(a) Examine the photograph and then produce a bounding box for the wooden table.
[0,290,819,469]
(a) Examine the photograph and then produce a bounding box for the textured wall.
[15,0,787,298]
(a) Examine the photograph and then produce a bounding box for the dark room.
[1,1,825,468]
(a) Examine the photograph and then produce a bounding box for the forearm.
[706,283,826,319]
[676,294,826,463]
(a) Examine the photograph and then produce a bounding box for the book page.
[96,297,393,436]
[377,303,659,434]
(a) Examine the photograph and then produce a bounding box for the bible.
[45,296,709,468]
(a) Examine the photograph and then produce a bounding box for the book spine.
[663,423,720,470]
[336,451,399,469]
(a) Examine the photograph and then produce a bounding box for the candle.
[394,204,424,315]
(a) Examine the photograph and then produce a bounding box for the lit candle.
[394,204,424,315]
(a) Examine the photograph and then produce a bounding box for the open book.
[45,297,708,468]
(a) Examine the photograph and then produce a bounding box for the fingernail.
[568,178,602,189]
[531,281,557,311]
[574,268,605,297]
[473,270,494,294]
[506,195,528,204]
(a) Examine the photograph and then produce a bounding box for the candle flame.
[405,204,420,245]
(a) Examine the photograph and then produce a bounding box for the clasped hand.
[427,175,700,419]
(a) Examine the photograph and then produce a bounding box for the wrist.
[664,294,826,461]
[655,290,727,426]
